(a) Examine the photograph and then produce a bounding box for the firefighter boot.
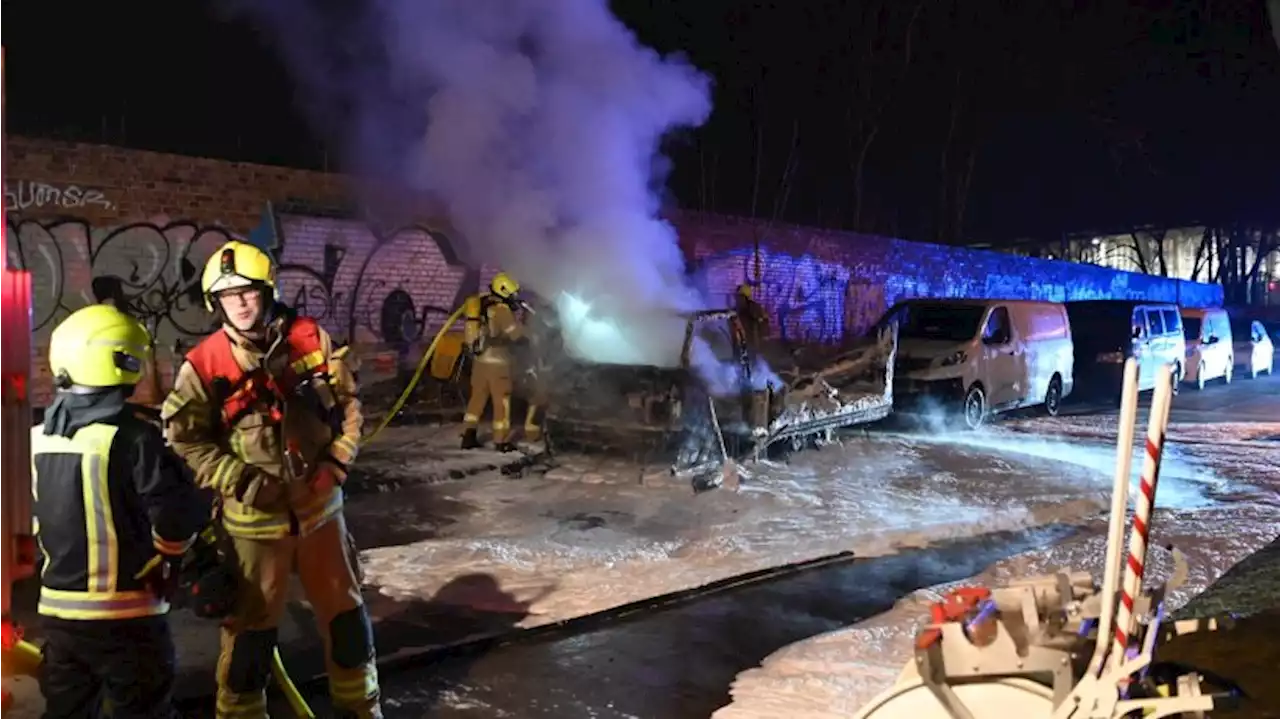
[494,441,518,453]
[460,428,482,450]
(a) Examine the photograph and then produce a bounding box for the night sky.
[5,0,1280,245]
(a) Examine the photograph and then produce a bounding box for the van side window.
[1254,321,1266,342]
[1146,309,1166,336]
[1161,309,1180,336]
[983,307,1011,344]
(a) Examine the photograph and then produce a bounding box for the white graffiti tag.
[5,181,114,212]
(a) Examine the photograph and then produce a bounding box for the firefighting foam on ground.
[5,3,1280,719]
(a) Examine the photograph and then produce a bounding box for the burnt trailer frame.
[545,308,898,483]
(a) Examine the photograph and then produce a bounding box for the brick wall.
[3,137,1222,404]
[4,136,347,232]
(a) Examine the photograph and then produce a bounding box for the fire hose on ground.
[361,304,466,447]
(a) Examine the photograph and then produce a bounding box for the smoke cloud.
[224,0,714,366]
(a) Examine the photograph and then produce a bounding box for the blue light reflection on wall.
[692,238,1223,344]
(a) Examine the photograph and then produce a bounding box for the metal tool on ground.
[706,395,739,491]
[851,359,1244,719]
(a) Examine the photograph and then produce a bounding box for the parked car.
[1066,301,1186,395]
[1180,307,1234,389]
[890,299,1074,429]
[1231,317,1276,379]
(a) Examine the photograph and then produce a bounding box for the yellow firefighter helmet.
[201,241,279,312]
[490,272,520,299]
[49,304,153,389]
[737,283,754,299]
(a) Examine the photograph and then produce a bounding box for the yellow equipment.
[429,331,467,381]
[201,240,280,312]
[736,283,754,299]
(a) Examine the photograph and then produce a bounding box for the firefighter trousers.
[40,614,176,719]
[464,360,513,443]
[216,513,381,718]
[523,385,549,442]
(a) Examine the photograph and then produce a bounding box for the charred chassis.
[542,308,897,482]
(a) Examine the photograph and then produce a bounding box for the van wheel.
[961,384,988,430]
[1044,375,1063,417]
[1196,362,1207,391]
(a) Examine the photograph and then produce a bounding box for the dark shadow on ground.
[363,523,1082,718]
[170,573,544,717]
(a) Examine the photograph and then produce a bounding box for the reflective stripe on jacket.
[32,422,197,620]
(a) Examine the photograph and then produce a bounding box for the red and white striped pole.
[1088,357,1139,677]
[1110,362,1175,668]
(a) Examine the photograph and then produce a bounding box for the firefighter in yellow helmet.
[162,240,382,718]
[733,283,772,432]
[461,271,527,451]
[33,304,206,718]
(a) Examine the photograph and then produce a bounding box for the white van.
[1231,317,1275,379]
[1180,307,1234,389]
[1066,301,1187,395]
[889,299,1074,429]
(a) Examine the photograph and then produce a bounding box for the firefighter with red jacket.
[32,304,206,718]
[161,241,381,718]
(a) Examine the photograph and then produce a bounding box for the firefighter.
[517,294,556,444]
[734,283,770,351]
[734,284,772,432]
[161,240,381,718]
[32,304,206,718]
[461,272,527,452]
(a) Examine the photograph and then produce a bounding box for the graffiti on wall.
[272,216,478,347]
[4,219,227,343]
[4,214,481,404]
[695,246,866,344]
[5,181,114,212]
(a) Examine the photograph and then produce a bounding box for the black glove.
[134,554,183,602]
[232,466,287,511]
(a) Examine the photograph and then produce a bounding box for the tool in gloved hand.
[134,554,183,602]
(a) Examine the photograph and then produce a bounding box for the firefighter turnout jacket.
[162,308,363,540]
[33,407,206,621]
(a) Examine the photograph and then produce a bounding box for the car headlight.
[939,351,967,367]
[1095,351,1125,364]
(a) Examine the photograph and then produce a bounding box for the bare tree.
[936,66,981,244]
[843,0,926,231]
[1209,226,1278,304]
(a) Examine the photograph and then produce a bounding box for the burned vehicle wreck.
[540,307,897,487]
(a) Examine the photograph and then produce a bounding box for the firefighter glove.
[135,554,183,603]
[233,466,287,511]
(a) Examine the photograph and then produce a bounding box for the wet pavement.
[281,526,1080,718]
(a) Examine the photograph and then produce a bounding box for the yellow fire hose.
[360,305,466,447]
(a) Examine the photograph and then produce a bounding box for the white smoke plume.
[223,0,714,366]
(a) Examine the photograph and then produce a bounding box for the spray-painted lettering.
[696,246,855,344]
[5,181,114,212]
[4,215,480,405]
